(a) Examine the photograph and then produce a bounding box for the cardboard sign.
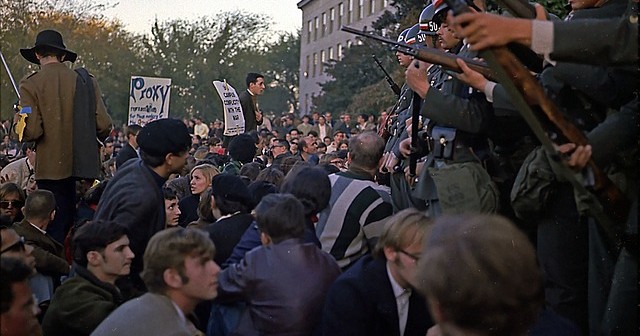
[212,80,244,136]
[128,76,171,126]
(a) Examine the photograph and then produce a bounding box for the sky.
[102,0,302,36]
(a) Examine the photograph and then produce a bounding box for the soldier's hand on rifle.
[454,58,489,92]
[447,12,534,51]
[399,138,412,158]
[557,143,592,171]
[384,152,400,173]
[405,60,430,98]
[404,161,424,187]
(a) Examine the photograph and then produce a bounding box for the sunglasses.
[0,200,24,209]
[1,236,26,254]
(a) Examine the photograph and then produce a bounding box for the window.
[307,20,312,44]
[359,0,364,20]
[305,55,310,78]
[370,0,376,14]
[337,43,343,60]
[338,3,344,26]
[322,12,327,37]
[348,0,353,24]
[329,7,335,33]
[328,46,334,60]
[320,50,326,74]
[314,17,319,40]
[346,39,352,48]
[313,52,318,77]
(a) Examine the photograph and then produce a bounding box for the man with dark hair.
[222,133,256,175]
[94,118,190,296]
[162,188,181,228]
[12,190,69,283]
[42,220,133,335]
[323,208,433,335]
[0,257,41,336]
[217,194,340,335]
[297,136,319,165]
[223,72,264,149]
[316,132,393,269]
[92,228,220,336]
[115,124,142,169]
[269,138,292,170]
[17,29,113,245]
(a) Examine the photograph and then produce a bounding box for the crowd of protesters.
[2,0,638,333]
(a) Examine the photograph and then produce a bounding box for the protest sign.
[128,76,171,125]
[212,80,245,136]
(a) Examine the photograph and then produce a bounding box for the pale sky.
[102,0,302,36]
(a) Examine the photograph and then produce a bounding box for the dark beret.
[137,119,191,157]
[211,173,254,207]
[247,180,277,205]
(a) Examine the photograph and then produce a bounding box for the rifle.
[1,49,29,142]
[372,55,401,97]
[444,0,630,242]
[409,92,421,178]
[0,50,20,100]
[342,26,498,82]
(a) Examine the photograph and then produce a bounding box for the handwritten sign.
[212,80,245,136]
[128,76,171,126]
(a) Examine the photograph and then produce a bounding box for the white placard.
[212,80,244,136]
[128,76,171,126]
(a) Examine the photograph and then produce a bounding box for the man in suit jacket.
[12,190,69,279]
[115,124,141,169]
[322,208,434,336]
[223,73,264,148]
[92,228,220,336]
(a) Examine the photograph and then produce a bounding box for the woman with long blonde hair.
[177,163,219,227]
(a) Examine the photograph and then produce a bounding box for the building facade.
[297,0,393,115]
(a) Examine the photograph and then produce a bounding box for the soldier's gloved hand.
[399,138,412,158]
[405,60,430,98]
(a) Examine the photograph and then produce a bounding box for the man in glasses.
[322,208,433,335]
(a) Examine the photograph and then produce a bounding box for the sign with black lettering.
[212,80,245,136]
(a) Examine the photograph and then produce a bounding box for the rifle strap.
[480,49,623,246]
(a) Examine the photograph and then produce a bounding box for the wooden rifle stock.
[341,26,498,82]
[443,0,629,227]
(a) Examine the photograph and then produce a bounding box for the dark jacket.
[218,238,341,335]
[322,255,432,336]
[94,159,165,293]
[115,143,138,169]
[177,194,199,228]
[204,213,254,267]
[238,89,262,134]
[12,219,68,276]
[42,265,123,336]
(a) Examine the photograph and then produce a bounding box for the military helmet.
[419,4,439,36]
[397,27,411,43]
[405,23,427,45]
[432,0,450,25]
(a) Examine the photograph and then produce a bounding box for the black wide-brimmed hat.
[20,29,78,64]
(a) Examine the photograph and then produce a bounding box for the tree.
[261,32,300,114]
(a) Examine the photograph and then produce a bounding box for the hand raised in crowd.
[454,58,488,92]
[405,60,431,98]
[557,143,593,171]
[447,4,547,51]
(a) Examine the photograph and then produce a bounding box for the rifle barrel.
[0,50,20,99]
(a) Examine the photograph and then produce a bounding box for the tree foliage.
[0,1,299,126]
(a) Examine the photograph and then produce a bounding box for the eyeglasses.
[1,236,26,254]
[398,249,421,262]
[0,200,24,209]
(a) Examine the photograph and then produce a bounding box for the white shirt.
[387,263,411,336]
[29,221,47,235]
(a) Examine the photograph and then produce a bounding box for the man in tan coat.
[17,29,112,244]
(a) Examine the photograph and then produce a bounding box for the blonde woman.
[177,164,219,227]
